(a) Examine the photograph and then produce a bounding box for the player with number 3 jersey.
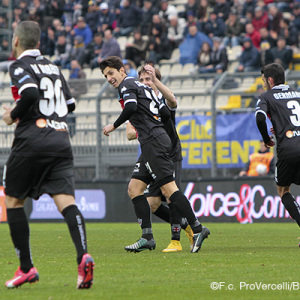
[256,63,300,244]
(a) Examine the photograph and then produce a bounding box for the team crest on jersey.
[14,67,24,76]
[121,86,127,93]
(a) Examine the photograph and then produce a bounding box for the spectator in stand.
[197,0,209,20]
[270,36,293,70]
[279,18,298,47]
[223,10,243,48]
[239,140,275,177]
[52,18,65,39]
[268,4,283,35]
[97,2,117,33]
[252,6,268,31]
[45,0,65,20]
[183,11,203,36]
[179,24,212,65]
[73,16,93,46]
[147,24,172,64]
[204,11,226,39]
[213,0,231,21]
[148,14,167,36]
[85,0,100,34]
[245,22,261,49]
[259,41,274,67]
[237,37,260,72]
[291,4,300,32]
[125,30,148,68]
[242,0,256,18]
[53,34,72,69]
[113,0,143,37]
[96,28,121,64]
[196,42,212,71]
[199,37,228,73]
[259,27,277,48]
[70,35,87,67]
[87,33,104,69]
[180,0,199,20]
[123,59,138,78]
[72,2,83,25]
[13,2,29,23]
[167,15,186,51]
[158,0,178,25]
[140,0,158,36]
[68,59,88,99]
[42,27,56,56]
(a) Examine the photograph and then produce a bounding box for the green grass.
[0,222,300,300]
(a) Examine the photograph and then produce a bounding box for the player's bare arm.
[144,64,177,109]
[3,105,14,125]
[126,122,137,140]
[103,124,115,136]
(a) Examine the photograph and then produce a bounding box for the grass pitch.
[0,222,300,300]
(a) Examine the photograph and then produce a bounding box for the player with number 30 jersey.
[9,50,75,157]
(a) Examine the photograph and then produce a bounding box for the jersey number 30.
[39,78,68,117]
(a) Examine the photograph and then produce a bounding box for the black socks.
[132,195,153,240]
[62,204,87,264]
[7,207,33,273]
[282,193,300,227]
[169,190,201,233]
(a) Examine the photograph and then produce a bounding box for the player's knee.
[147,198,161,212]
[5,196,25,208]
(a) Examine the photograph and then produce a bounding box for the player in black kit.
[256,63,300,243]
[126,64,194,252]
[3,21,94,289]
[100,56,210,253]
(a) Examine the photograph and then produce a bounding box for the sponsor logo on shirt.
[286,130,300,138]
[36,118,68,131]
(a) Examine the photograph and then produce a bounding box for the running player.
[100,56,210,253]
[3,21,94,289]
[256,62,300,242]
[126,64,194,252]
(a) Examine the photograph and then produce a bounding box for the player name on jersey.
[273,91,300,99]
[30,63,60,76]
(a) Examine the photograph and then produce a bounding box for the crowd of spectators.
[0,0,299,75]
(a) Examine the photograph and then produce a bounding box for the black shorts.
[145,160,182,199]
[275,157,300,186]
[4,155,75,200]
[131,133,175,187]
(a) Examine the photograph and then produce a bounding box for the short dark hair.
[261,63,285,86]
[14,21,40,50]
[138,65,161,81]
[99,56,124,73]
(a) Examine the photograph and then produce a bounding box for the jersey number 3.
[39,78,68,117]
[287,100,300,126]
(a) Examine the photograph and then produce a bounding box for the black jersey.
[118,77,166,145]
[256,84,300,160]
[157,92,182,162]
[9,49,75,157]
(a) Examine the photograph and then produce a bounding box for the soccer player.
[100,56,210,253]
[126,64,194,252]
[256,62,300,241]
[3,21,94,289]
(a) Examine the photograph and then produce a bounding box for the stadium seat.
[117,36,128,52]
[170,63,182,76]
[181,63,195,76]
